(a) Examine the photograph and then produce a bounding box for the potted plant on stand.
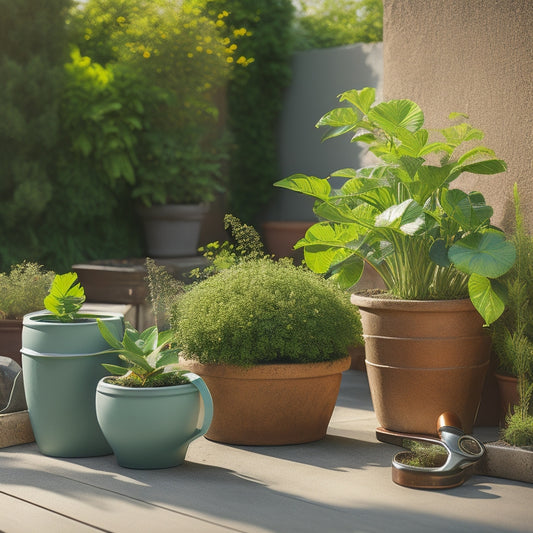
[71,0,253,257]
[0,262,55,366]
[95,320,213,469]
[21,272,124,457]
[171,222,362,445]
[275,87,516,436]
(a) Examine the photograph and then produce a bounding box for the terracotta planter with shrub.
[180,356,350,445]
[351,293,491,436]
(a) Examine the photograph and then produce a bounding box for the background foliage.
[292,0,383,51]
[208,0,295,224]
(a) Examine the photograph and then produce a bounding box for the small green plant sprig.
[97,320,188,388]
[44,272,86,322]
[190,214,268,280]
[502,413,533,447]
[0,262,55,320]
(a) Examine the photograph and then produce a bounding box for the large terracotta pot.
[138,203,209,258]
[179,356,351,445]
[0,319,23,366]
[351,294,491,436]
[494,373,519,425]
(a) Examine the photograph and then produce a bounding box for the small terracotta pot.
[494,373,519,425]
[261,221,315,259]
[351,294,491,436]
[179,356,351,445]
[0,319,23,366]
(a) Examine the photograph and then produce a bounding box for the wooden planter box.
[475,441,533,484]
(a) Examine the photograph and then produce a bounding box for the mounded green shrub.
[171,259,362,366]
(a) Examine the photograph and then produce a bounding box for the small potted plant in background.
[0,262,55,365]
[275,87,516,436]
[21,272,124,458]
[94,320,213,470]
[476,185,533,484]
[172,217,363,445]
[491,184,533,424]
[70,0,253,258]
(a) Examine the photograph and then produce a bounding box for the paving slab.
[0,371,531,533]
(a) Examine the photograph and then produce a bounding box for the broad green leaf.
[158,329,174,345]
[460,159,507,175]
[440,189,493,230]
[44,272,85,320]
[97,319,123,350]
[350,132,376,144]
[119,349,153,372]
[468,273,506,325]
[397,156,424,180]
[328,254,365,289]
[123,329,147,357]
[102,364,130,376]
[316,107,360,128]
[139,326,158,352]
[449,231,516,278]
[368,99,424,134]
[331,168,357,180]
[395,129,429,157]
[274,174,331,201]
[429,239,451,267]
[155,349,181,368]
[338,87,376,114]
[418,142,454,157]
[440,123,484,146]
[375,200,426,235]
[321,125,358,141]
[457,146,496,165]
[314,202,363,224]
[304,245,343,274]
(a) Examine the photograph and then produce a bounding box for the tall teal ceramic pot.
[95,372,213,469]
[21,311,124,457]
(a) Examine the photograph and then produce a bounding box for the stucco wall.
[269,43,383,221]
[383,0,533,230]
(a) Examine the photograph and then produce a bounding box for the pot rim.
[22,310,124,326]
[96,377,198,397]
[179,355,351,380]
[350,293,475,312]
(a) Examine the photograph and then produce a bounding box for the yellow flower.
[143,50,151,58]
[187,52,194,58]
[116,16,126,24]
[216,20,224,27]
[206,49,213,55]
[236,56,246,65]
[196,46,203,52]
[226,57,234,63]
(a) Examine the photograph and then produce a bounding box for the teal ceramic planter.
[95,372,213,469]
[21,311,124,458]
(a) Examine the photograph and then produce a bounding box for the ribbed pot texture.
[351,294,491,436]
[179,356,351,445]
[21,311,124,457]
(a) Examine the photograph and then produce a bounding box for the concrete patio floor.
[0,370,531,533]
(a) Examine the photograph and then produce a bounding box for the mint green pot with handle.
[95,372,213,469]
[21,311,124,458]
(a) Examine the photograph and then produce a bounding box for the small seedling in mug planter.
[97,320,188,388]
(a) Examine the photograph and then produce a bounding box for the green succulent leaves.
[44,272,86,322]
[98,320,184,387]
[274,87,515,324]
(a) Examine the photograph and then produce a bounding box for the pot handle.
[183,372,213,446]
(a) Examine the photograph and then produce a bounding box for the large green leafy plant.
[275,87,515,324]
